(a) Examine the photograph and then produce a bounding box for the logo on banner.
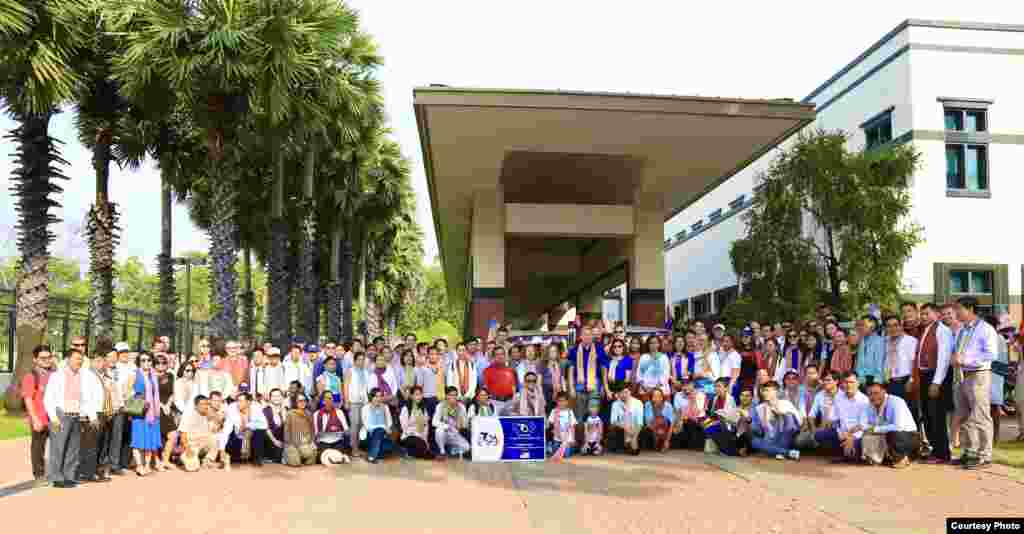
[476,432,499,447]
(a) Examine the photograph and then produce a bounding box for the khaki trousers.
[955,370,993,461]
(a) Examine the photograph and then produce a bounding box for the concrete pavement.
[1,436,1022,534]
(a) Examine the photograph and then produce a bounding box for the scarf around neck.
[576,344,598,392]
[139,369,158,424]
[373,367,392,396]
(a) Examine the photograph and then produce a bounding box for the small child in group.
[547,392,577,461]
[581,398,604,456]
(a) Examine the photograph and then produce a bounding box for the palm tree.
[0,0,88,409]
[73,4,151,345]
[113,0,275,339]
[356,139,412,339]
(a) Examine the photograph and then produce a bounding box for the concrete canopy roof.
[413,86,815,309]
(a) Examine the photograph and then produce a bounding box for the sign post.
[471,416,546,462]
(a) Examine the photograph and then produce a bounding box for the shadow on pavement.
[340,450,714,499]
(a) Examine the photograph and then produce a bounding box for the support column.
[469,187,505,339]
[628,192,666,327]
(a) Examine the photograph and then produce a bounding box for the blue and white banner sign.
[471,416,546,462]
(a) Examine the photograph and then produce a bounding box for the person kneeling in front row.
[607,381,643,455]
[283,394,317,467]
[360,388,396,464]
[750,381,801,461]
[179,395,217,472]
[861,382,920,468]
[433,386,471,459]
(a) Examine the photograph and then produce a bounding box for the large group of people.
[19,295,1021,489]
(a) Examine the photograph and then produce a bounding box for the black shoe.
[52,481,66,489]
[66,480,79,488]
[95,474,113,483]
[109,468,125,476]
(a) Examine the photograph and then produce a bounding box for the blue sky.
[1,0,1016,272]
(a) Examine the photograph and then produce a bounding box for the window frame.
[948,269,994,296]
[860,107,894,151]
[938,98,994,199]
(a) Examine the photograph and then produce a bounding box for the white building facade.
[665,19,1024,323]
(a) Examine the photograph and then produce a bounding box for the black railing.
[0,289,219,373]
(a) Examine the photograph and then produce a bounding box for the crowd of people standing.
[19,295,1021,489]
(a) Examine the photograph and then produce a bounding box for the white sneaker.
[775,454,785,460]
[787,450,800,461]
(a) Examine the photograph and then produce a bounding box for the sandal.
[135,467,146,477]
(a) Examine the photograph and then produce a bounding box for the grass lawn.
[0,409,30,441]
[992,440,1024,468]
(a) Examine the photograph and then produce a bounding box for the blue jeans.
[751,436,792,456]
[361,428,394,459]
[815,427,861,458]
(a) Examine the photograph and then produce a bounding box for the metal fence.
[0,289,212,373]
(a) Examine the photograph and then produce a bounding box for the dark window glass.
[971,271,993,294]
[945,110,963,131]
[946,145,964,189]
[965,145,988,191]
[965,110,987,132]
[949,271,969,293]
[864,113,893,150]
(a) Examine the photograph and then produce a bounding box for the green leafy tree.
[730,129,923,317]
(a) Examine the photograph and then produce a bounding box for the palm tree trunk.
[241,246,255,344]
[298,146,317,342]
[5,111,63,412]
[298,217,316,341]
[86,128,118,346]
[267,140,290,349]
[365,247,380,340]
[340,235,354,340]
[327,223,341,341]
[208,167,240,340]
[156,167,176,341]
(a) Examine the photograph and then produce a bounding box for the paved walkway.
[1,435,1022,534]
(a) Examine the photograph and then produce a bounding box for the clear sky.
[1,1,1018,270]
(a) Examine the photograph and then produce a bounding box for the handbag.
[124,397,145,417]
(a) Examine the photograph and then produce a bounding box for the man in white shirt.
[43,349,102,488]
[224,392,269,467]
[283,345,314,396]
[822,371,870,463]
[446,342,477,402]
[807,371,840,437]
[864,382,919,468]
[881,315,918,405]
[608,383,644,455]
[261,348,287,396]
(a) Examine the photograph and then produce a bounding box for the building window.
[945,144,988,191]
[714,286,739,312]
[863,112,893,150]
[949,269,994,316]
[945,108,987,133]
[692,294,711,317]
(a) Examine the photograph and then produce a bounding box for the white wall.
[902,26,1024,296]
[665,211,744,308]
[664,22,1024,308]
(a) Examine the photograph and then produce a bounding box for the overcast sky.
[1,0,1017,271]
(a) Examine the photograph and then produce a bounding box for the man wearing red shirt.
[218,339,250,389]
[482,347,517,415]
[21,345,54,486]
